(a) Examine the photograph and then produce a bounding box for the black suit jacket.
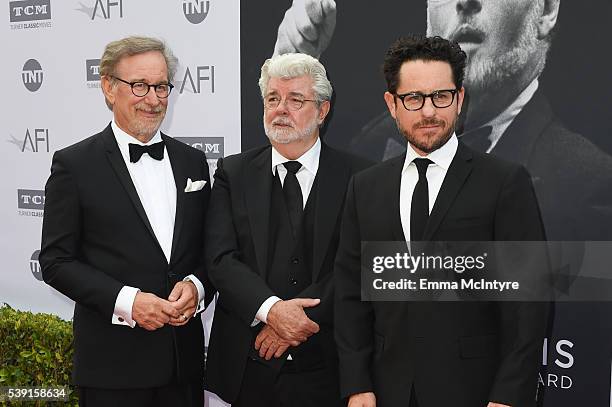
[335,142,548,407]
[204,142,370,403]
[40,124,212,388]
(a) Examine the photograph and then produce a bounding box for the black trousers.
[78,378,203,407]
[233,358,343,407]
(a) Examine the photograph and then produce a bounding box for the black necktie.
[411,158,433,242]
[282,161,303,236]
[459,126,493,152]
[128,141,165,163]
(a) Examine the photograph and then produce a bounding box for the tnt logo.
[9,0,51,22]
[22,59,43,92]
[175,137,224,159]
[183,0,209,24]
[30,250,43,281]
[21,128,49,152]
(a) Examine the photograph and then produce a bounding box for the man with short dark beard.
[204,53,370,407]
[335,36,548,407]
[40,36,212,406]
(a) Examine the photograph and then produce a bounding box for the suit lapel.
[164,135,188,264]
[101,125,163,253]
[422,143,473,241]
[245,147,273,276]
[380,155,406,241]
[311,145,349,280]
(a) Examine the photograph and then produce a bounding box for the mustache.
[135,104,164,114]
[414,118,445,128]
[450,23,486,44]
[271,118,295,127]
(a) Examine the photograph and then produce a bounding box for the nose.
[421,97,437,117]
[143,88,161,105]
[456,0,482,16]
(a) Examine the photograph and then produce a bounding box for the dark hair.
[383,35,467,94]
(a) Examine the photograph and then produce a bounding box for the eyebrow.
[266,91,307,98]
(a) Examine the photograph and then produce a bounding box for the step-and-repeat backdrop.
[3,0,612,406]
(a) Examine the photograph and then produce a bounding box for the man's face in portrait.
[102,51,169,141]
[384,60,464,156]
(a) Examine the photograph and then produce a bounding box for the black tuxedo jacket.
[335,142,549,407]
[40,124,212,388]
[204,142,370,403]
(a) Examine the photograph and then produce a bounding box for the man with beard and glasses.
[40,36,213,407]
[204,53,370,407]
[334,35,548,407]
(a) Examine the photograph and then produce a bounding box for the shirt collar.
[271,137,321,176]
[403,133,458,172]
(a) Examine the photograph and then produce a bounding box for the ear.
[317,100,331,124]
[537,0,560,39]
[384,91,398,120]
[456,86,465,115]
[101,76,116,107]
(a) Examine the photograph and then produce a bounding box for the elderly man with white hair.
[204,53,370,407]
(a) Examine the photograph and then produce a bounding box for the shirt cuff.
[112,286,139,328]
[184,274,206,315]
[251,296,282,327]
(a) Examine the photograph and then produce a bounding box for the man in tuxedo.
[204,53,370,407]
[40,36,211,407]
[335,36,548,407]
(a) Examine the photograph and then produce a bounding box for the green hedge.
[0,304,77,406]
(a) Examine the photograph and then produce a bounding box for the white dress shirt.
[110,120,205,327]
[400,134,458,242]
[253,137,322,326]
[485,78,539,152]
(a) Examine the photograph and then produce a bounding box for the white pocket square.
[184,178,207,192]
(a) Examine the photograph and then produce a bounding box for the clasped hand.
[254,298,320,359]
[132,281,198,331]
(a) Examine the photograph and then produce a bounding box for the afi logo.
[30,250,43,281]
[10,0,51,22]
[92,0,123,20]
[17,189,45,210]
[22,59,43,92]
[180,66,215,94]
[21,128,49,152]
[183,0,209,24]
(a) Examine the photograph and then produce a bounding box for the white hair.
[258,53,333,103]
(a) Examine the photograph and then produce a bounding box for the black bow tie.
[128,141,165,163]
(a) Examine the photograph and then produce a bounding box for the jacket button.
[290,279,298,285]
[168,271,176,278]
[291,257,299,264]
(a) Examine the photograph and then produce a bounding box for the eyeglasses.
[111,76,174,98]
[395,89,458,111]
[264,95,318,111]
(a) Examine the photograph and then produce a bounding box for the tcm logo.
[18,189,45,210]
[9,0,51,22]
[179,65,215,94]
[175,137,224,159]
[86,58,101,80]
[22,59,43,92]
[183,0,209,24]
[19,128,50,152]
[30,250,43,281]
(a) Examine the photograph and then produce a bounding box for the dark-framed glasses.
[396,89,458,111]
[111,76,174,98]
[264,95,318,111]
